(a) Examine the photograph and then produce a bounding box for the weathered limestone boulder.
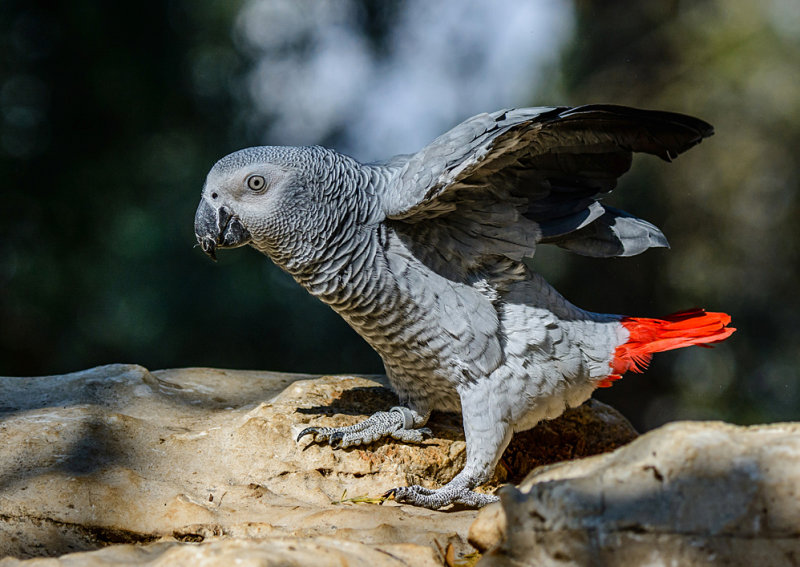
[471,421,800,566]
[0,538,442,567]
[0,364,636,565]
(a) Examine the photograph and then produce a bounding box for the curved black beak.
[194,199,251,261]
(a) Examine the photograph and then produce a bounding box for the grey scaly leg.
[297,406,432,448]
[387,381,512,509]
[385,472,500,509]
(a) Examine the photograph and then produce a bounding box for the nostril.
[211,192,218,199]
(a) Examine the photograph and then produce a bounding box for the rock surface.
[0,364,636,565]
[473,421,800,566]
[0,538,443,567]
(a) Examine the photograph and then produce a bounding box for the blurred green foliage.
[1,0,798,430]
[0,1,383,378]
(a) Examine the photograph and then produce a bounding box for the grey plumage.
[194,105,722,509]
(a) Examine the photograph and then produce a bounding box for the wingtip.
[559,104,715,159]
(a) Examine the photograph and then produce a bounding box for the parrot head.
[194,147,309,262]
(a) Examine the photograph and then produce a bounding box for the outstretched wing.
[381,105,713,259]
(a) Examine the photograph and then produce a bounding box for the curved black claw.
[296,427,318,443]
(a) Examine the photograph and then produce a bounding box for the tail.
[597,309,736,388]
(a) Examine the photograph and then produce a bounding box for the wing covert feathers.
[598,309,736,388]
[382,104,712,261]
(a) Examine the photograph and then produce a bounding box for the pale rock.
[0,365,470,562]
[474,421,800,567]
[0,364,636,565]
[0,538,441,567]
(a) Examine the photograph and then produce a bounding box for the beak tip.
[197,235,218,262]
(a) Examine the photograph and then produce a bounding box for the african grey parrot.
[194,105,734,509]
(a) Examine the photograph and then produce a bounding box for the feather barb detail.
[600,309,736,388]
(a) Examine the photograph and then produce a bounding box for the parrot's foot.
[384,478,499,510]
[297,406,432,449]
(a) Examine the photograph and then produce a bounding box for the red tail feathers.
[597,309,736,388]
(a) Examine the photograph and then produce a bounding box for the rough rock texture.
[0,538,442,567]
[472,421,800,567]
[0,364,636,565]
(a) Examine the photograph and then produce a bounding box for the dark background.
[2,0,798,431]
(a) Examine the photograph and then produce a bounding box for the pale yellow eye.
[247,175,266,191]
